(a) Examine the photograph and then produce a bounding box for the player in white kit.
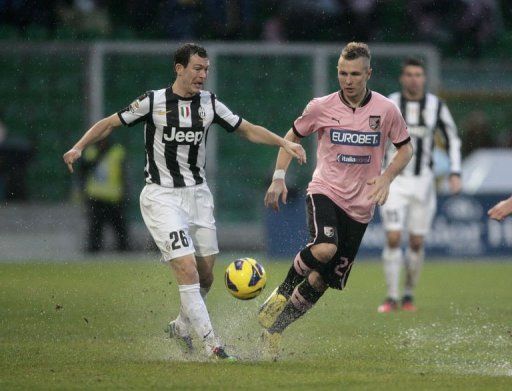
[63,43,306,360]
[378,58,462,313]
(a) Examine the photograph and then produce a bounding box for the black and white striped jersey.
[384,92,461,177]
[118,87,242,187]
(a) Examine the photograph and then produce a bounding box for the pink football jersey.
[293,90,409,223]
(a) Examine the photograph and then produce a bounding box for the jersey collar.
[169,86,199,101]
[339,88,372,110]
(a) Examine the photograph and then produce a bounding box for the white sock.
[173,285,210,336]
[404,248,424,297]
[178,284,218,351]
[382,246,403,301]
[173,306,190,337]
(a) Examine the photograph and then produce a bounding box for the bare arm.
[367,141,413,205]
[264,129,302,211]
[236,119,306,165]
[488,196,512,221]
[63,113,122,173]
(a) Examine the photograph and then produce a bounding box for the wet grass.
[1,259,511,390]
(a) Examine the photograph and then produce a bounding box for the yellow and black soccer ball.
[225,258,267,300]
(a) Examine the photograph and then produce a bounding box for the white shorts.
[380,175,436,236]
[139,183,219,262]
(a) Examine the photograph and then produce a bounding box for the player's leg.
[259,194,337,328]
[182,185,235,359]
[87,199,103,252]
[379,230,402,312]
[378,188,407,312]
[190,185,219,299]
[168,254,220,353]
[262,209,367,359]
[169,186,219,340]
[262,270,327,360]
[403,189,436,311]
[170,252,215,342]
[402,234,424,311]
[269,270,327,334]
[140,184,232,359]
[320,207,367,295]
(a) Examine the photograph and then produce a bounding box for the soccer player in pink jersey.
[258,42,413,359]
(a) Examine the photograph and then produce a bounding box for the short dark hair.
[174,43,208,71]
[401,57,425,73]
[341,42,371,62]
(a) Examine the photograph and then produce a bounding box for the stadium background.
[2,2,512,389]
[1,0,512,259]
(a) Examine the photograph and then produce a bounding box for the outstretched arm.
[63,114,122,173]
[367,141,413,205]
[264,129,302,211]
[236,119,306,165]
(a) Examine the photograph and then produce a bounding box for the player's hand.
[449,174,462,195]
[282,140,306,165]
[63,147,82,173]
[367,175,391,206]
[488,198,512,221]
[264,179,288,211]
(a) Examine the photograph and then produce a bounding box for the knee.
[199,272,214,290]
[310,243,337,263]
[387,231,401,248]
[409,236,424,252]
[308,271,328,292]
[180,265,199,283]
[171,257,199,284]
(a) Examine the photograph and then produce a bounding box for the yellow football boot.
[257,287,288,329]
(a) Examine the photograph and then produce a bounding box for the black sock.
[277,247,325,298]
[277,265,304,298]
[269,279,325,334]
[299,246,325,271]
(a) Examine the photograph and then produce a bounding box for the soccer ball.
[225,258,267,300]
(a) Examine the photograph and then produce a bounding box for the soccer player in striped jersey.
[258,42,413,359]
[63,43,306,361]
[377,58,462,313]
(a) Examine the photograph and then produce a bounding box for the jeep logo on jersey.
[330,129,381,146]
[162,126,204,145]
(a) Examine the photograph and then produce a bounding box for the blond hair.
[341,42,371,62]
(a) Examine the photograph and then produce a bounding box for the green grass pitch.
[1,258,511,390]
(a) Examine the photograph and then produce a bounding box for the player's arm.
[367,140,413,206]
[236,119,306,165]
[264,128,302,211]
[438,102,462,194]
[488,196,512,221]
[63,114,122,173]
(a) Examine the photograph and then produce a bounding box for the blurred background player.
[80,138,130,253]
[488,196,512,221]
[377,58,462,313]
[63,43,306,360]
[258,42,413,359]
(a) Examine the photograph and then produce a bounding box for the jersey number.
[170,230,189,250]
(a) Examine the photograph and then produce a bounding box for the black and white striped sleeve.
[437,102,462,175]
[117,92,152,127]
[212,96,242,133]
